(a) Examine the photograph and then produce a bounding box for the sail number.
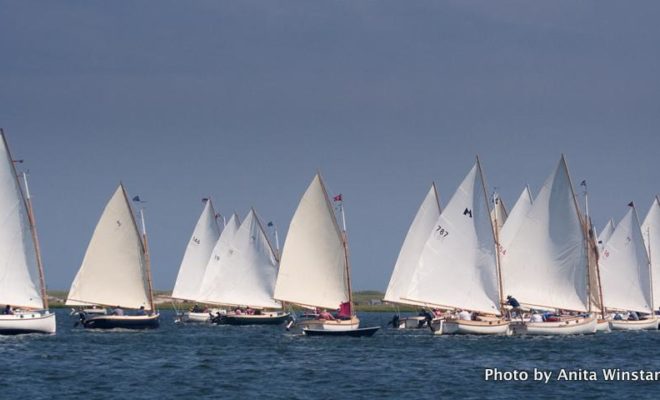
[435,225,449,238]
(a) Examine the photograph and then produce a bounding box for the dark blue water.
[2,310,660,399]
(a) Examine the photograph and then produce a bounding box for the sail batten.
[274,174,349,310]
[171,200,221,301]
[66,185,152,310]
[405,161,501,315]
[500,157,589,312]
[384,183,441,304]
[0,132,43,309]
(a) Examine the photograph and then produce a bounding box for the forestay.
[197,209,280,308]
[171,199,221,301]
[642,198,660,309]
[499,157,589,312]
[197,213,241,302]
[66,185,151,310]
[384,183,441,305]
[274,173,349,310]
[0,133,43,309]
[405,160,501,315]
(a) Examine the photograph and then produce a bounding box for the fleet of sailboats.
[3,138,657,337]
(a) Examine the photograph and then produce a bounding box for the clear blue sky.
[2,1,659,291]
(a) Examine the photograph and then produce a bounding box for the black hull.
[0,329,47,335]
[303,326,380,337]
[83,315,160,330]
[214,313,291,326]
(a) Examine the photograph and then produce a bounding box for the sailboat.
[0,130,56,335]
[197,209,290,325]
[599,204,657,330]
[404,158,510,335]
[171,199,221,322]
[641,197,660,326]
[66,184,159,329]
[500,156,597,335]
[274,173,379,337]
[383,183,442,329]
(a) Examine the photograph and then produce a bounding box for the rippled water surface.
[2,310,660,399]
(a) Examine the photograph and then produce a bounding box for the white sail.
[0,133,43,309]
[642,198,660,309]
[498,186,533,252]
[405,161,501,315]
[171,200,221,301]
[500,157,589,312]
[274,173,349,310]
[599,206,653,313]
[196,213,240,302]
[384,183,441,305]
[66,185,151,310]
[491,194,508,232]
[598,219,616,248]
[197,209,280,308]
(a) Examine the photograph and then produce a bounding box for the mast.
[582,179,606,318]
[648,226,655,314]
[477,156,504,314]
[130,190,155,313]
[2,129,49,310]
[22,172,49,310]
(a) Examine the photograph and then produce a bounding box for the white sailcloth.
[0,133,43,309]
[599,206,653,313]
[197,209,280,308]
[642,198,660,309]
[500,157,589,312]
[498,186,533,252]
[405,161,501,315]
[66,185,152,310]
[598,219,616,248]
[491,194,508,232]
[384,183,441,305]
[171,200,221,301]
[196,213,240,302]
[274,173,349,310]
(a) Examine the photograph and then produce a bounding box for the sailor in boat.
[457,309,472,321]
[505,295,523,320]
[318,309,335,320]
[112,306,124,316]
[530,312,544,323]
[628,311,640,321]
[3,305,14,315]
[613,312,623,320]
[136,306,146,316]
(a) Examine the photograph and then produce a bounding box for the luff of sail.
[197,209,280,309]
[171,199,221,301]
[66,185,152,310]
[196,213,241,303]
[0,132,43,309]
[274,173,349,310]
[500,156,589,312]
[598,219,616,248]
[642,197,660,309]
[404,160,501,315]
[497,186,533,253]
[384,183,441,305]
[599,205,653,313]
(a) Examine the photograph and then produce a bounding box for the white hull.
[182,312,212,323]
[610,318,658,331]
[438,319,510,335]
[596,319,611,333]
[298,317,359,332]
[396,316,433,329]
[0,311,56,335]
[512,317,597,335]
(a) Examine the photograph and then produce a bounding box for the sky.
[1,1,659,291]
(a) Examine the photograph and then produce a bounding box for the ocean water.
[2,309,659,399]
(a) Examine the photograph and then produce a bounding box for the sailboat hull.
[609,318,658,331]
[438,319,510,335]
[82,314,160,330]
[180,311,213,323]
[511,316,597,335]
[596,319,611,332]
[0,312,56,335]
[214,312,291,326]
[303,326,380,337]
[297,317,360,332]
